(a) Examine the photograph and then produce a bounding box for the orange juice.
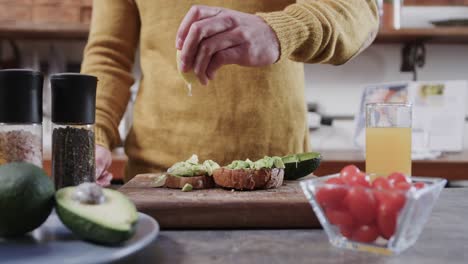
[366,127,412,176]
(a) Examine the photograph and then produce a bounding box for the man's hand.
[95,145,113,187]
[176,5,280,85]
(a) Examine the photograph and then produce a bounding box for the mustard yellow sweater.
[82,0,378,181]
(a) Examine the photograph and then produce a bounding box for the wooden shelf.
[313,149,468,181]
[404,0,468,5]
[1,23,468,44]
[41,150,468,182]
[375,27,468,44]
[0,22,89,40]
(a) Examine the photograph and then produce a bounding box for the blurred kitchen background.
[1,0,468,155]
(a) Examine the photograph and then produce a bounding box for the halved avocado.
[55,187,138,245]
[282,152,322,180]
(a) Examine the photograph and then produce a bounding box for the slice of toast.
[165,174,215,189]
[212,168,284,190]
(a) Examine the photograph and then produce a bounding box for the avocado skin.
[56,202,136,245]
[0,162,55,237]
[283,153,322,180]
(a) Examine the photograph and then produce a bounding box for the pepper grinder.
[51,73,97,189]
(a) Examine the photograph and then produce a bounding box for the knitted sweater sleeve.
[81,0,140,149]
[258,0,379,65]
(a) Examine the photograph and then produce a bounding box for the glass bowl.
[300,174,446,255]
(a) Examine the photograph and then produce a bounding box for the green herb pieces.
[181,183,193,192]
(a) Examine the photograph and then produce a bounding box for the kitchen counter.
[42,149,468,181]
[116,188,468,264]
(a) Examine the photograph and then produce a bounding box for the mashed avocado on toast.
[164,155,219,189]
[213,156,285,191]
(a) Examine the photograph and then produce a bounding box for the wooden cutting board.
[119,175,320,229]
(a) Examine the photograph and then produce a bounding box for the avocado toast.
[213,156,285,190]
[164,155,219,189]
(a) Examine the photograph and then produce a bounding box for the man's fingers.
[176,5,222,49]
[95,158,106,179]
[206,45,244,80]
[95,167,103,180]
[95,145,112,180]
[180,15,233,72]
[193,30,243,85]
[97,171,113,187]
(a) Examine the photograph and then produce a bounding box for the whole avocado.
[0,162,55,237]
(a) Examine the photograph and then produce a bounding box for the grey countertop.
[118,188,468,264]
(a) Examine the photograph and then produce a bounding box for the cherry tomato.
[326,178,345,185]
[326,208,355,228]
[352,225,379,243]
[344,187,377,225]
[340,165,360,180]
[355,175,371,187]
[372,177,391,190]
[414,182,426,189]
[388,172,409,186]
[340,225,354,239]
[343,172,371,187]
[377,191,406,216]
[377,211,397,240]
[316,178,347,209]
[373,190,386,205]
[394,181,412,191]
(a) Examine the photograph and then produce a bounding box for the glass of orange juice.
[366,103,412,177]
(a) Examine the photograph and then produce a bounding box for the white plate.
[0,212,159,264]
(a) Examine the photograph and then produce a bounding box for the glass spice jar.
[51,73,97,189]
[0,69,43,167]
